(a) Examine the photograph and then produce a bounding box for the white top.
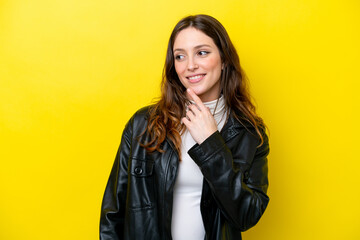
[171,96,227,240]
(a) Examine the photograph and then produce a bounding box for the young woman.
[100,14,269,240]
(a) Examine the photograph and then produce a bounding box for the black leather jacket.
[100,106,269,240]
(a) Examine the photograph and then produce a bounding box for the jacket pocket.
[130,159,154,177]
[128,158,156,210]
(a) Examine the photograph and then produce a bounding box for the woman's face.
[173,27,223,102]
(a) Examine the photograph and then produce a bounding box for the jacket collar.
[220,110,252,142]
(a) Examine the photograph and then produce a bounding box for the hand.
[181,88,218,144]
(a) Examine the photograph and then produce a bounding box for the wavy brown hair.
[141,14,265,159]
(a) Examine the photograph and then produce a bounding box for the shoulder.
[129,105,154,122]
[124,105,155,133]
[224,112,269,163]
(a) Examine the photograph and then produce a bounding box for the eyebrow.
[173,44,212,52]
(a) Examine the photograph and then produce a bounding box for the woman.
[100,14,269,240]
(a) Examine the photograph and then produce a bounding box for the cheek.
[174,62,186,76]
[174,62,187,87]
[205,57,222,72]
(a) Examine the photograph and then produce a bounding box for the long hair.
[140,14,265,159]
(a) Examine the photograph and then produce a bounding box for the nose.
[187,56,198,71]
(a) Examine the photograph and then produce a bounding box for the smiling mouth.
[186,74,206,83]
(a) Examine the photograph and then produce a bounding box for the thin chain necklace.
[212,96,220,116]
[211,95,228,128]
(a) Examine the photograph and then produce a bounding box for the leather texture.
[100,106,270,240]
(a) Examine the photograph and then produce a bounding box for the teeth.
[188,74,204,80]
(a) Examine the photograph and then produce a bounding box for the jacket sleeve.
[99,119,133,240]
[188,129,269,231]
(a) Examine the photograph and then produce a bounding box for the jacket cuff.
[188,131,226,166]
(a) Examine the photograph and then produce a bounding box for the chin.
[192,88,205,96]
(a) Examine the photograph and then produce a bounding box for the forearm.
[188,130,269,231]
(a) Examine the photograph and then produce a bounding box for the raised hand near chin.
[181,88,218,144]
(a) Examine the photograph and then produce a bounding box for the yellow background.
[1,0,359,239]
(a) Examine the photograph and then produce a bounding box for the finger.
[206,106,212,114]
[181,117,191,128]
[188,104,201,115]
[186,108,196,121]
[187,88,206,111]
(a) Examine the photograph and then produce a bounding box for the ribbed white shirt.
[171,95,227,240]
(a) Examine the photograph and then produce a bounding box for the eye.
[175,55,185,61]
[198,51,209,56]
